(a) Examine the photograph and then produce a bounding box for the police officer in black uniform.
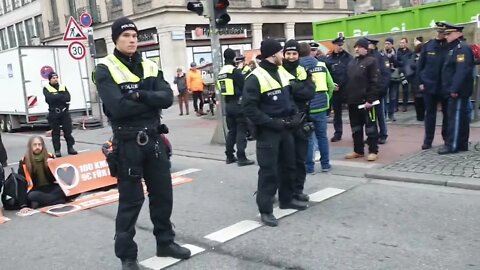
[366,37,391,144]
[243,39,307,227]
[417,22,450,150]
[0,131,7,167]
[43,72,77,157]
[218,48,254,166]
[438,22,475,155]
[281,39,316,202]
[94,17,190,270]
[325,36,352,142]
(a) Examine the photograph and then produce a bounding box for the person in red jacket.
[18,135,67,211]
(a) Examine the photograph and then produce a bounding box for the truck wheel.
[3,117,14,133]
[0,117,6,132]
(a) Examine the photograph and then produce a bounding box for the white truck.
[0,46,91,132]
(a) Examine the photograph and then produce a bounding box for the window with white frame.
[7,25,16,47]
[25,18,35,44]
[16,22,26,46]
[0,28,8,50]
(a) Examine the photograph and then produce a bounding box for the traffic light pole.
[208,2,227,145]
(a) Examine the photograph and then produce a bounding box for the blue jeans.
[306,111,329,172]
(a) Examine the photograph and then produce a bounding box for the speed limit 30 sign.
[68,41,86,60]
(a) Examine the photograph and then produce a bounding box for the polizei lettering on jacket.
[120,83,139,91]
[267,89,282,96]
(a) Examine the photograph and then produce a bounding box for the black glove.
[267,118,286,131]
[124,90,140,100]
[285,113,305,129]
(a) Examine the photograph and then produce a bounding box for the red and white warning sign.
[27,95,38,108]
[63,16,87,41]
[68,41,86,60]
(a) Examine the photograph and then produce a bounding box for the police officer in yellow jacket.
[218,48,254,166]
[43,72,77,157]
[94,17,190,270]
[281,39,316,201]
[243,39,308,227]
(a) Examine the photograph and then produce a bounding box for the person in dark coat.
[417,22,450,150]
[324,36,353,142]
[366,37,391,144]
[396,37,414,112]
[438,22,475,155]
[344,38,381,162]
[0,132,7,167]
[173,68,189,115]
[410,37,425,121]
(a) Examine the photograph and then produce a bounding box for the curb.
[365,169,480,190]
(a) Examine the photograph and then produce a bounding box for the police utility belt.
[113,124,169,146]
[49,107,68,114]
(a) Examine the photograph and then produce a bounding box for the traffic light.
[214,0,230,27]
[187,1,204,16]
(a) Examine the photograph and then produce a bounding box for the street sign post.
[68,41,87,60]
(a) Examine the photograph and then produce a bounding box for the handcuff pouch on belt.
[53,107,67,114]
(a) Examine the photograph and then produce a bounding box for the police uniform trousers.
[331,90,344,139]
[293,125,310,194]
[225,101,248,159]
[0,132,7,166]
[445,97,470,152]
[114,134,174,260]
[348,104,379,154]
[47,109,75,151]
[256,126,296,214]
[423,93,448,146]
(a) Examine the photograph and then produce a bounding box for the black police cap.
[442,22,464,33]
[332,36,345,45]
[365,37,379,45]
[309,42,320,49]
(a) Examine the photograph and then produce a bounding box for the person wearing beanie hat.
[344,37,381,162]
[242,38,307,226]
[111,17,138,45]
[218,48,254,166]
[281,39,316,201]
[324,36,353,143]
[42,71,77,157]
[95,16,191,269]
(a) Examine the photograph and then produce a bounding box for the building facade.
[0,0,355,88]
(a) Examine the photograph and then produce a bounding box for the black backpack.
[1,168,28,210]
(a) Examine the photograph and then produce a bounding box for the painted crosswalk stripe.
[140,244,205,270]
[171,168,201,178]
[204,220,262,243]
[309,187,345,203]
[272,207,298,219]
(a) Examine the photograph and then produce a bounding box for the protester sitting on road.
[18,136,67,211]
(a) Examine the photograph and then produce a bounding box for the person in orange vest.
[186,62,207,116]
[17,136,67,211]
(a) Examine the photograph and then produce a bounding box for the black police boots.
[67,146,78,155]
[260,213,278,227]
[156,242,191,259]
[55,150,62,157]
[279,199,308,211]
[237,158,254,167]
[226,156,237,164]
[438,146,457,155]
[121,259,140,270]
[294,193,310,202]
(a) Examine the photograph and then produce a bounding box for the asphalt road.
[1,130,480,270]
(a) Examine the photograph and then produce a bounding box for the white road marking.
[171,168,201,177]
[330,160,380,168]
[7,162,19,166]
[309,187,346,203]
[272,207,298,219]
[140,244,205,270]
[77,149,90,153]
[204,220,262,243]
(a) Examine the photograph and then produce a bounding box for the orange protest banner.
[40,176,193,217]
[48,150,117,196]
